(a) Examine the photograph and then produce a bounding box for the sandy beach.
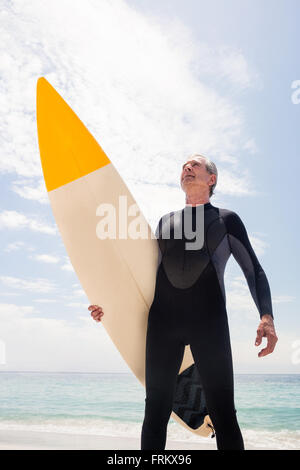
[0,429,214,450]
[0,429,273,450]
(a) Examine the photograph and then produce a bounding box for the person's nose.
[184,164,192,173]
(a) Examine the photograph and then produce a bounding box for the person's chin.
[182,178,194,186]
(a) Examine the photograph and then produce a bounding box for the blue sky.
[0,0,299,373]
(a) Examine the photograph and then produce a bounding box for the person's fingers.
[88,305,102,311]
[91,307,102,315]
[92,311,104,322]
[92,311,103,320]
[258,335,278,357]
[258,345,273,357]
[258,347,268,357]
[255,327,264,346]
[89,306,103,317]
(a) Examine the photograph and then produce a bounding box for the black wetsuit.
[141,202,273,450]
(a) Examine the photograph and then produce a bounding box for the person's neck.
[185,194,210,206]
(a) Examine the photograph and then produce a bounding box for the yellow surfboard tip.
[37,76,47,86]
[36,77,51,97]
[36,77,111,192]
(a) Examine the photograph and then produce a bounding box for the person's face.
[180,156,214,194]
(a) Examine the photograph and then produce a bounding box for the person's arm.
[224,210,278,357]
[224,210,273,319]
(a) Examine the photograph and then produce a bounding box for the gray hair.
[190,153,218,198]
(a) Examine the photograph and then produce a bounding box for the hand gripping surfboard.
[36,77,213,438]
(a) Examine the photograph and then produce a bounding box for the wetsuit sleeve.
[224,211,274,319]
[155,217,163,270]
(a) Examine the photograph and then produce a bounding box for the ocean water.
[0,372,299,450]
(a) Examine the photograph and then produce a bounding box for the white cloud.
[0,303,128,372]
[243,138,258,155]
[0,303,35,317]
[71,289,87,298]
[225,271,294,324]
[61,257,75,272]
[230,331,299,374]
[11,179,49,204]
[0,292,21,297]
[0,210,56,235]
[273,295,295,304]
[248,235,269,257]
[66,302,89,309]
[217,46,261,90]
[216,167,256,196]
[223,273,297,373]
[0,276,56,293]
[0,0,262,216]
[226,275,258,320]
[4,240,35,253]
[32,254,60,264]
[4,241,26,252]
[190,42,261,90]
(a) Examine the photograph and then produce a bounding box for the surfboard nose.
[36,77,110,192]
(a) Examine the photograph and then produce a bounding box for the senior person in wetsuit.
[88,154,278,451]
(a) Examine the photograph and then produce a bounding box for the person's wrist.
[261,313,273,322]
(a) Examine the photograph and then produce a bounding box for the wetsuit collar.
[184,202,212,210]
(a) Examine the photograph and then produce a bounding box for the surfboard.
[36,77,213,438]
